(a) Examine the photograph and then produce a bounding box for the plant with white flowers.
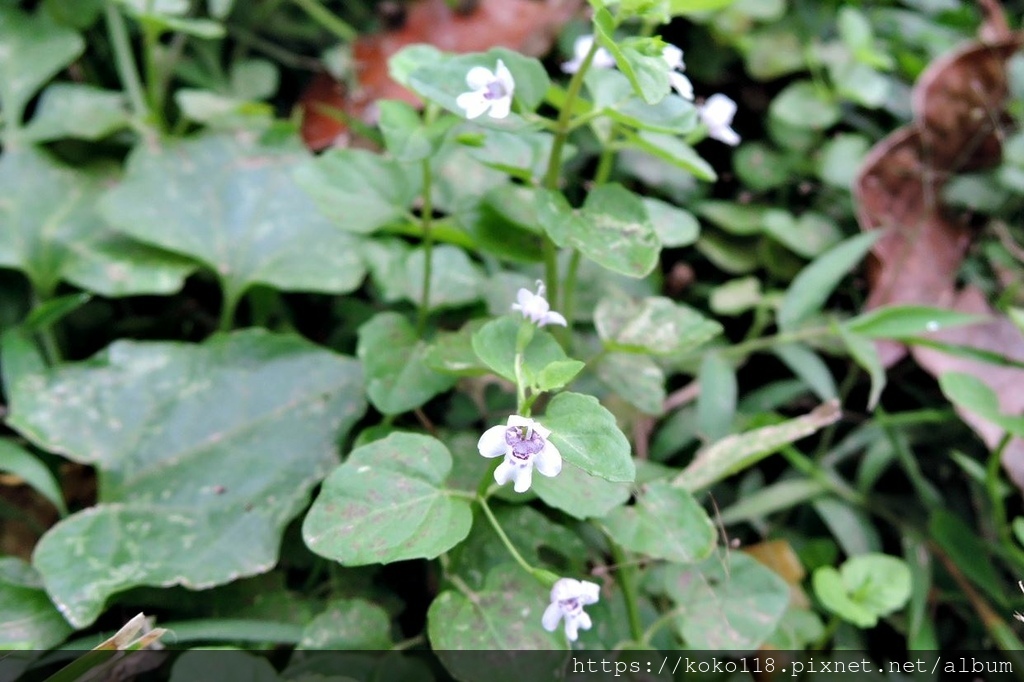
[297,0,782,666]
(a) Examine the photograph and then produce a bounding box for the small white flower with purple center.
[478,415,562,493]
[542,578,600,641]
[456,59,515,120]
[512,281,567,328]
[699,93,740,146]
[661,44,694,101]
[561,34,617,74]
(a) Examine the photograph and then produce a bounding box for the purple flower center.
[505,426,544,461]
[484,80,507,101]
[560,597,581,615]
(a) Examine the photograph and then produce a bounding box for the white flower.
[478,415,562,493]
[456,59,515,120]
[699,93,740,146]
[512,281,567,327]
[561,34,616,74]
[542,578,600,641]
[661,44,694,100]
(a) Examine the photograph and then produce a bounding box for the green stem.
[31,291,63,365]
[218,293,238,332]
[478,496,537,579]
[289,0,358,42]
[141,21,167,130]
[104,1,149,121]
[538,37,600,323]
[416,159,434,335]
[609,539,644,643]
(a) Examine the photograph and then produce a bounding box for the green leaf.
[542,392,636,482]
[429,565,565,677]
[535,360,585,392]
[0,6,84,130]
[298,599,392,650]
[778,231,880,331]
[408,48,550,118]
[22,293,91,333]
[769,81,840,130]
[471,316,569,385]
[378,100,452,163]
[668,0,736,13]
[594,294,722,355]
[101,132,366,307]
[532,462,631,520]
[0,439,67,516]
[603,481,715,562]
[656,552,790,649]
[401,245,484,311]
[813,553,911,628]
[844,306,984,339]
[423,320,489,376]
[0,148,194,297]
[642,197,699,247]
[0,557,72,649]
[357,312,456,415]
[595,352,666,415]
[11,330,365,628]
[818,133,870,189]
[295,147,419,235]
[939,372,1024,437]
[675,401,842,491]
[773,343,838,401]
[537,184,660,278]
[696,352,737,442]
[838,326,886,410]
[23,84,130,142]
[710,276,762,316]
[170,650,279,682]
[303,433,472,565]
[734,143,790,191]
[762,210,842,259]
[625,130,717,180]
[593,10,669,105]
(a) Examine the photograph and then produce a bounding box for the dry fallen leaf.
[299,0,582,150]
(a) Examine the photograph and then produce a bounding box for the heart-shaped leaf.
[542,392,635,482]
[0,558,72,649]
[100,131,367,312]
[594,294,722,355]
[303,433,472,564]
[0,148,194,297]
[11,330,365,627]
[602,481,715,563]
[0,6,84,132]
[357,312,456,415]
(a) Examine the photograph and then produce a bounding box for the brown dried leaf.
[854,127,972,366]
[910,287,1024,490]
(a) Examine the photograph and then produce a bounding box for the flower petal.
[578,580,601,604]
[703,93,737,125]
[478,424,508,458]
[494,59,515,95]
[668,71,694,101]
[551,578,579,602]
[541,311,568,327]
[512,465,533,493]
[466,66,495,90]
[456,91,489,120]
[661,44,684,70]
[710,124,741,146]
[563,614,581,641]
[487,95,512,120]
[577,611,592,632]
[494,459,515,485]
[534,441,562,478]
[541,602,563,632]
